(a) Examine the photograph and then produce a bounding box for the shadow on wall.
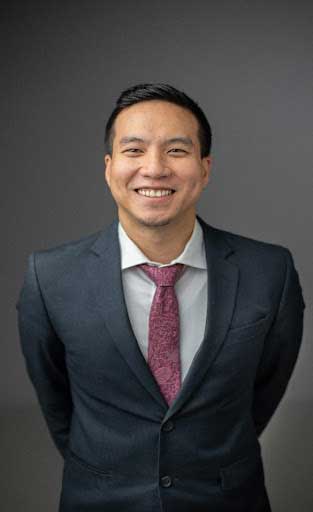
[1,406,62,512]
[260,399,313,511]
[1,401,312,512]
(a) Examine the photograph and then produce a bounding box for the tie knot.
[139,263,185,287]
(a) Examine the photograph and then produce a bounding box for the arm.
[16,252,73,458]
[252,248,306,437]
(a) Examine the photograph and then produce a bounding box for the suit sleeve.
[16,252,73,459]
[251,248,306,437]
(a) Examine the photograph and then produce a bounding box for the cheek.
[110,164,137,185]
[178,164,204,188]
[186,176,203,193]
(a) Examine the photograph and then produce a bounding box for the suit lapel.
[164,215,239,420]
[87,219,167,409]
[87,215,239,416]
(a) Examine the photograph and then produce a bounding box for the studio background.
[1,1,312,510]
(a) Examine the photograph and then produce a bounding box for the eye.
[123,148,143,154]
[168,148,187,154]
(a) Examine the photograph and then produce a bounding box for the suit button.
[160,475,172,488]
[162,421,174,432]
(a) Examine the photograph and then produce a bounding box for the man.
[16,83,306,512]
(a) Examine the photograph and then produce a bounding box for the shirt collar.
[118,217,207,270]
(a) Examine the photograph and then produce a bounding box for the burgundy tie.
[138,263,185,406]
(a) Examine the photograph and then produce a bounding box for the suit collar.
[90,217,119,257]
[90,214,234,261]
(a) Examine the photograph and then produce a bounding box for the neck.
[119,213,196,264]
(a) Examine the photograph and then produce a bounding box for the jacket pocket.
[227,315,270,343]
[66,449,112,478]
[220,452,263,490]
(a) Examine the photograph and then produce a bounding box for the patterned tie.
[138,263,185,406]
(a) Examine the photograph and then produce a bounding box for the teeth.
[137,189,173,197]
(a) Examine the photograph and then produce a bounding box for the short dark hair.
[104,83,212,157]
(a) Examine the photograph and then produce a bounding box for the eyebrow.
[119,137,146,145]
[166,137,193,147]
[118,136,194,147]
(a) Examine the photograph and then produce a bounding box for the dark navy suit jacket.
[16,215,306,511]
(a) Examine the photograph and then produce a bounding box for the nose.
[140,150,170,178]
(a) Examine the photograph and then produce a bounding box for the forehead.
[113,100,199,139]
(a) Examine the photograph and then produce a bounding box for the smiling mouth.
[134,189,176,198]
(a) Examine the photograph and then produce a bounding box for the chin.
[134,213,173,228]
[138,218,171,228]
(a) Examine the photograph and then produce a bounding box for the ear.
[201,155,212,187]
[104,154,112,188]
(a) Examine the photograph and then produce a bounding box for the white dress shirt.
[118,217,208,382]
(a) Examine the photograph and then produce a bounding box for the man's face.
[104,100,211,230]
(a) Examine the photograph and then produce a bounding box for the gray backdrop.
[1,1,312,510]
